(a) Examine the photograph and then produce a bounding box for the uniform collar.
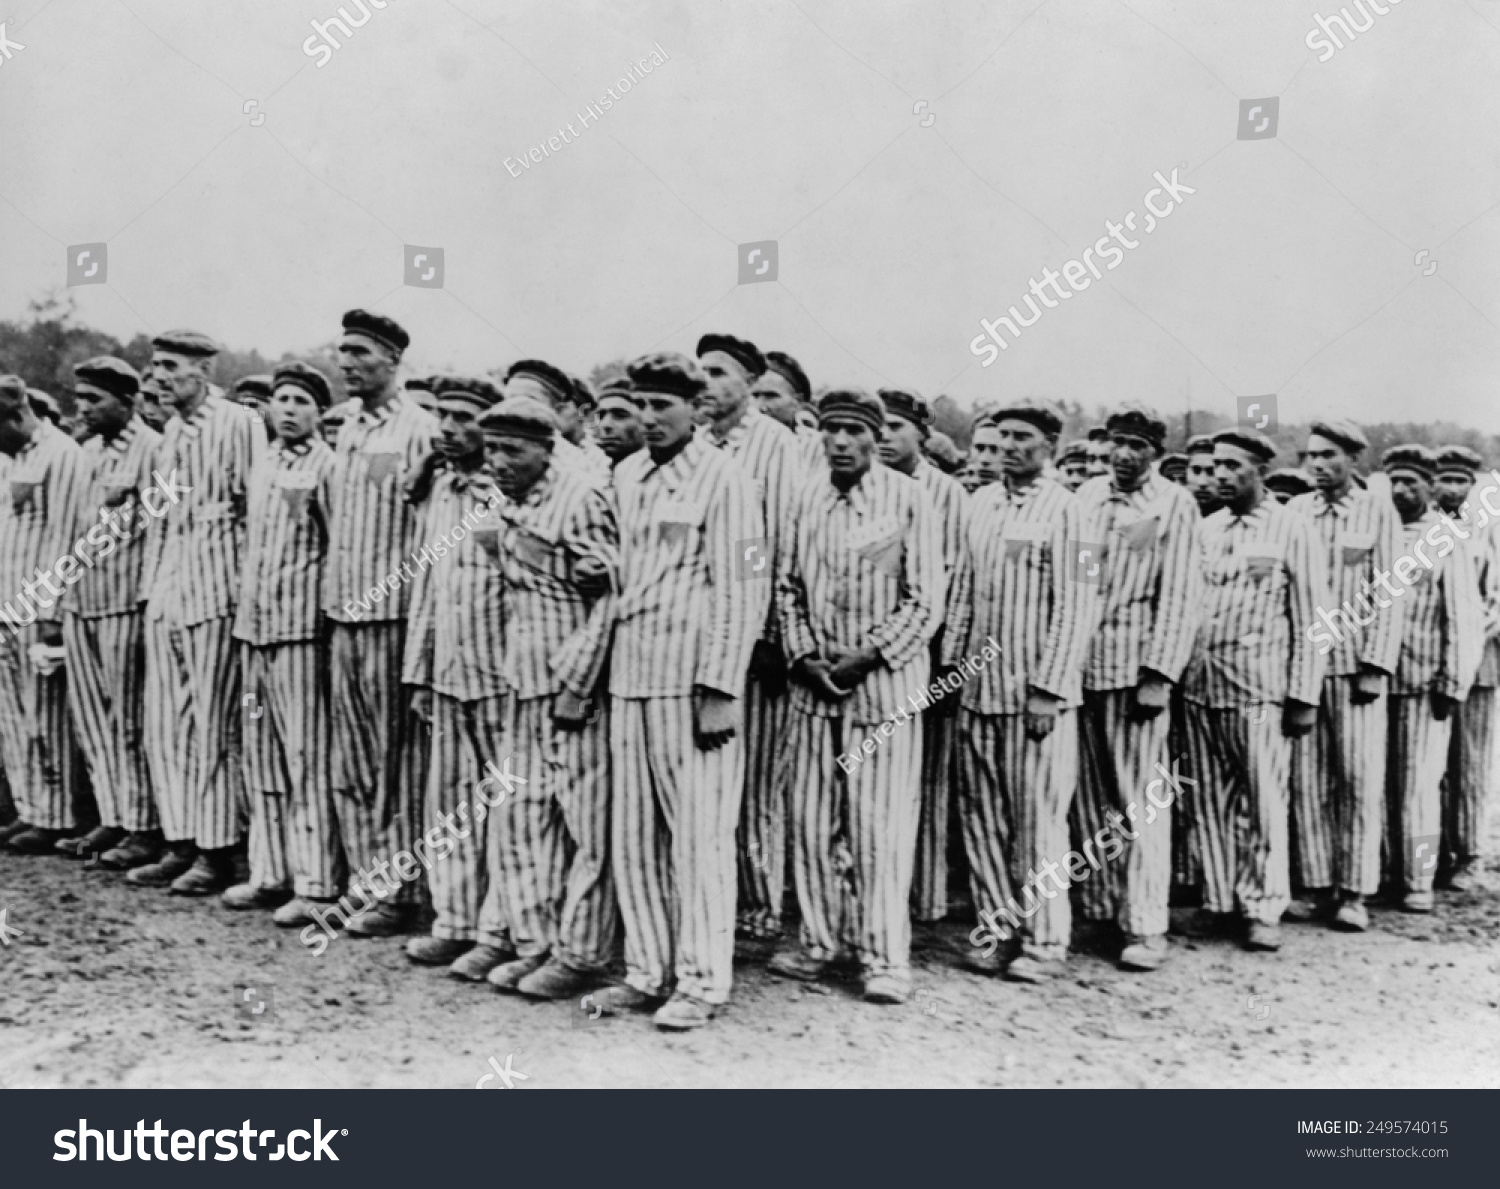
[700,403,762,450]
[353,389,407,429]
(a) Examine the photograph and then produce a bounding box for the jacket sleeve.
[695,461,765,696]
[866,483,943,669]
[1141,487,1204,683]
[1285,511,1331,705]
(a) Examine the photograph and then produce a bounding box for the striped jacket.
[1288,479,1404,677]
[943,474,1093,713]
[0,422,86,628]
[327,390,438,623]
[144,394,265,626]
[234,437,341,647]
[1181,499,1330,708]
[610,436,765,699]
[62,416,162,619]
[916,459,968,587]
[1389,508,1480,700]
[698,405,799,643]
[1076,470,1202,690]
[497,460,618,701]
[781,464,944,724]
[400,467,509,701]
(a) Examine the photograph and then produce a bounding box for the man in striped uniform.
[1433,446,1497,891]
[1084,427,1112,482]
[1286,420,1404,932]
[1056,441,1090,492]
[876,387,966,924]
[1073,405,1202,971]
[231,375,275,442]
[592,378,644,471]
[225,362,343,914]
[692,333,800,942]
[752,350,822,469]
[1180,428,1328,951]
[1382,445,1480,913]
[56,357,161,865]
[1184,434,1221,517]
[593,351,764,1031]
[399,375,513,977]
[769,387,943,1003]
[129,330,264,893]
[319,309,436,938]
[946,399,1092,983]
[480,395,619,999]
[0,373,85,853]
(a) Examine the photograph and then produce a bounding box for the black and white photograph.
[0,0,1497,1157]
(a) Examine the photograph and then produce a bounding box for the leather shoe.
[1332,896,1368,932]
[57,824,124,859]
[99,831,162,871]
[0,819,32,846]
[405,935,473,966]
[1445,859,1479,892]
[517,958,596,1000]
[170,852,235,896]
[1244,921,1283,951]
[487,953,549,992]
[1119,934,1169,972]
[345,902,417,938]
[654,993,715,1031]
[1401,890,1435,914]
[125,842,196,887]
[1005,954,1062,983]
[273,896,340,929]
[221,882,292,910]
[7,827,67,855]
[861,974,911,1004]
[767,949,828,982]
[449,943,514,982]
[589,984,666,1016]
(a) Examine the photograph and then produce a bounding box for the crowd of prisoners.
[0,308,1492,1031]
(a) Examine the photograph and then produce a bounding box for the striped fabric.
[144,394,264,627]
[495,460,617,699]
[1386,693,1452,893]
[554,435,613,488]
[1389,510,1478,700]
[1181,500,1330,709]
[956,708,1079,958]
[610,696,744,1004]
[180,617,246,849]
[494,696,615,970]
[400,469,509,702]
[0,421,85,628]
[327,391,438,623]
[782,705,923,975]
[610,436,765,698]
[62,416,161,618]
[942,475,1093,712]
[794,425,824,471]
[1183,702,1292,924]
[780,464,945,724]
[240,641,340,898]
[1444,685,1493,864]
[1290,676,1386,895]
[0,627,76,829]
[234,438,341,646]
[1288,479,1405,676]
[143,617,191,841]
[1075,471,1203,689]
[62,611,154,831]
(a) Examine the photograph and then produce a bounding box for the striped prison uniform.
[401,467,510,944]
[142,393,264,848]
[945,475,1093,960]
[495,460,619,970]
[1385,509,1479,893]
[1443,510,1499,869]
[1180,500,1328,923]
[0,422,85,829]
[697,406,799,939]
[610,436,764,1004]
[60,415,161,833]
[326,389,438,908]
[909,459,967,922]
[1286,480,1404,897]
[554,435,613,488]
[1072,471,1202,939]
[234,437,343,897]
[778,465,944,977]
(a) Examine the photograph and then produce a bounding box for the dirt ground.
[2,826,1497,1091]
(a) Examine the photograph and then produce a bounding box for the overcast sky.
[2,0,1497,430]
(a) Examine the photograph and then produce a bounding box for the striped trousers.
[1291,675,1387,896]
[911,686,958,922]
[329,622,426,907]
[1182,702,1291,924]
[496,696,615,971]
[423,693,511,947]
[611,697,744,1004]
[1443,685,1493,865]
[1168,689,1201,891]
[957,708,1077,959]
[1073,690,1173,938]
[1386,693,1453,894]
[735,674,787,938]
[142,615,190,841]
[63,611,155,832]
[240,641,341,898]
[783,706,923,977]
[0,623,76,830]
